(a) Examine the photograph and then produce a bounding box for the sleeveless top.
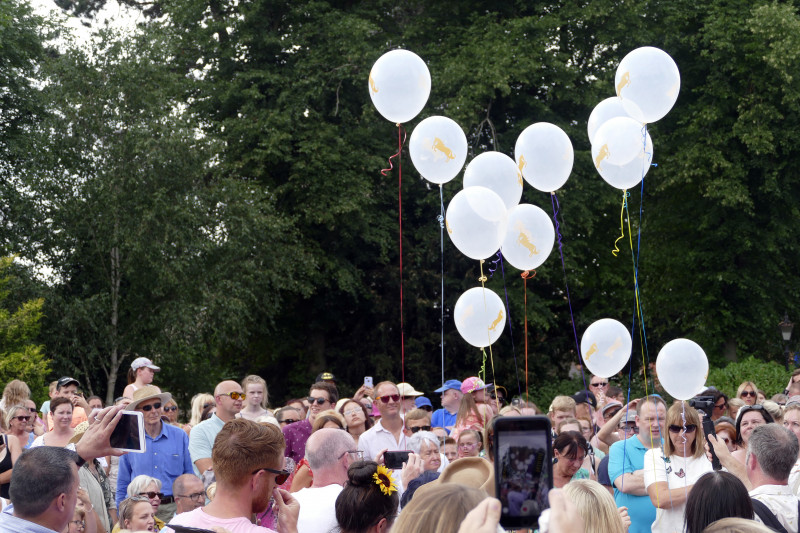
[0,435,13,499]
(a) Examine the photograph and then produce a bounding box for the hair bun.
[347,460,379,487]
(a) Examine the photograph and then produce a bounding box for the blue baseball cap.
[415,397,433,409]
[434,379,462,393]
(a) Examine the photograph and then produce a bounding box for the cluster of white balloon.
[581,47,708,400]
[369,49,567,351]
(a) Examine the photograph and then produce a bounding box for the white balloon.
[596,131,654,190]
[591,116,645,169]
[454,287,506,348]
[500,204,555,270]
[445,187,507,260]
[587,97,632,144]
[368,50,431,124]
[615,47,681,124]
[409,116,468,185]
[656,339,709,400]
[514,123,574,193]
[580,319,632,378]
[463,152,523,210]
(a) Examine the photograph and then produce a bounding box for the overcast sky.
[28,0,138,40]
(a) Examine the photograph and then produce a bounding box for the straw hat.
[414,457,495,498]
[125,385,172,412]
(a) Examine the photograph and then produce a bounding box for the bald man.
[188,380,244,475]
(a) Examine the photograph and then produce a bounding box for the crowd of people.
[2,359,800,533]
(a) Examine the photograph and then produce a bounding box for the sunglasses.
[741,391,757,397]
[252,467,291,485]
[14,416,31,422]
[591,382,608,387]
[140,402,162,412]
[714,403,727,410]
[27,408,36,413]
[139,491,164,500]
[203,402,213,409]
[410,425,432,433]
[343,408,363,416]
[220,392,246,400]
[376,394,401,403]
[280,419,300,425]
[307,397,329,405]
[163,406,178,412]
[668,424,697,433]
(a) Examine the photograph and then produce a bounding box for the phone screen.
[494,416,552,529]
[109,411,146,453]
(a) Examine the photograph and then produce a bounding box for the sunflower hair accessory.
[373,464,398,496]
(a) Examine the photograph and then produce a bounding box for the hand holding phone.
[384,450,412,470]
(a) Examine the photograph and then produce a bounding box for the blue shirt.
[431,409,457,434]
[608,437,660,533]
[188,414,225,476]
[0,505,58,533]
[116,422,193,506]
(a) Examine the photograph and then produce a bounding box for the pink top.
[451,410,486,442]
[168,507,276,533]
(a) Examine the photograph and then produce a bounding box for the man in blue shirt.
[608,395,666,533]
[431,379,462,434]
[116,386,192,522]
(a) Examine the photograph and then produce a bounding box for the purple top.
[282,419,312,463]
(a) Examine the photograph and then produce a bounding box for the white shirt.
[359,419,408,462]
[294,485,342,533]
[789,458,800,497]
[643,449,713,533]
[750,484,799,533]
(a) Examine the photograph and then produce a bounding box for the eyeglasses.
[668,424,697,433]
[138,491,164,500]
[252,467,291,485]
[343,408,362,416]
[220,392,246,400]
[591,382,608,388]
[741,391,756,397]
[140,402,162,412]
[307,397,329,405]
[338,450,364,461]
[69,520,86,529]
[14,416,30,422]
[410,425,432,433]
[163,406,178,412]
[376,394,401,404]
[177,491,205,501]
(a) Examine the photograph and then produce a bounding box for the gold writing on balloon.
[432,137,456,161]
[594,144,610,169]
[514,221,539,257]
[446,219,453,234]
[369,73,378,94]
[616,71,631,96]
[518,155,527,175]
[488,310,504,332]
[585,343,598,361]
[517,170,523,187]
[458,304,474,327]
[604,336,622,357]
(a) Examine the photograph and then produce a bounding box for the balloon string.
[521,270,536,403]
[612,191,630,257]
[380,123,406,176]
[438,185,446,386]
[499,253,522,398]
[625,193,649,400]
[391,124,406,387]
[485,252,502,279]
[550,192,588,394]
[478,260,500,414]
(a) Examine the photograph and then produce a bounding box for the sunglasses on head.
[307,397,329,405]
[163,406,178,412]
[140,402,162,412]
[252,467,291,485]
[220,392,246,400]
[741,391,756,397]
[410,425,432,433]
[376,394,400,403]
[668,424,697,433]
[139,491,164,500]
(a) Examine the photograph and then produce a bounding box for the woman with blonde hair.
[393,483,486,533]
[187,393,214,429]
[782,402,800,495]
[643,402,713,533]
[563,479,628,533]
[736,381,758,406]
[0,380,30,411]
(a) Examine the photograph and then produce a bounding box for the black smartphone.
[384,450,412,469]
[109,411,146,453]
[493,416,553,530]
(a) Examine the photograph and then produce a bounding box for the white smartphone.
[109,411,146,453]
[364,376,373,388]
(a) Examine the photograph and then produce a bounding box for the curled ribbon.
[485,252,502,279]
[612,191,630,257]
[380,124,406,176]
[521,270,536,280]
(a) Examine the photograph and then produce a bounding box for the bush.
[707,356,790,398]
